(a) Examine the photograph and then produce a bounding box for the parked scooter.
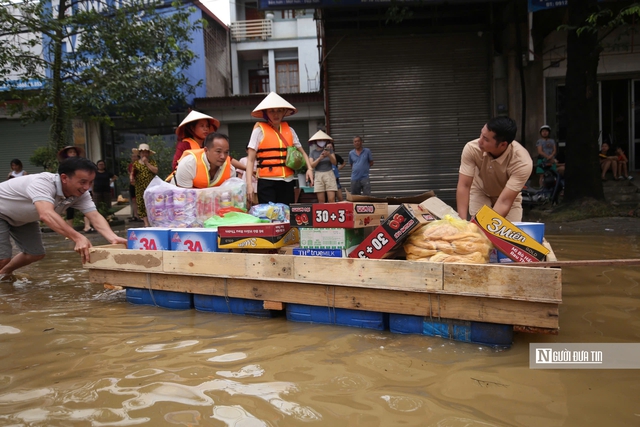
[521,167,564,208]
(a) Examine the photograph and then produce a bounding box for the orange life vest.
[255,122,295,179]
[167,148,232,188]
[184,138,200,150]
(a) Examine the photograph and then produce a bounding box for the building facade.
[194,0,325,160]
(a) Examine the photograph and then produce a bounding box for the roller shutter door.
[326,32,491,203]
[0,119,51,174]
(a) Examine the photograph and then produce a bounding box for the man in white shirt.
[0,157,127,282]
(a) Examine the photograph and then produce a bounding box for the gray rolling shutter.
[0,119,51,174]
[326,32,491,204]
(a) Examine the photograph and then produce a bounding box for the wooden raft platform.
[87,244,561,331]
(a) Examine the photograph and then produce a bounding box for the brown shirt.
[459,138,532,198]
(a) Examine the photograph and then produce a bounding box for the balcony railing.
[230,19,273,41]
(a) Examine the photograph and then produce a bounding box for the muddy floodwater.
[1,226,639,426]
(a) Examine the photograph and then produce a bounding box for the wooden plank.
[90,246,443,293]
[89,270,559,329]
[444,263,562,303]
[244,253,295,281]
[88,247,164,272]
[514,325,559,335]
[88,245,565,301]
[164,251,247,277]
[503,258,640,268]
[264,301,285,310]
[543,239,557,262]
[293,256,443,292]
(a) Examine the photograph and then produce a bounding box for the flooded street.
[1,226,639,426]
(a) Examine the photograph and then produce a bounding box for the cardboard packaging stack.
[218,223,299,251]
[290,202,388,257]
[348,203,436,259]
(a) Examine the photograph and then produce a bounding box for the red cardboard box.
[218,223,299,249]
[472,205,549,262]
[290,202,387,228]
[349,204,435,259]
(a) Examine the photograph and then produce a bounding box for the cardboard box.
[290,202,387,228]
[418,197,461,220]
[349,204,436,259]
[127,227,171,251]
[292,248,346,258]
[472,205,549,262]
[299,227,366,254]
[218,223,299,249]
[170,228,218,252]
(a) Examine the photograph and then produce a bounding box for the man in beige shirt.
[456,117,532,222]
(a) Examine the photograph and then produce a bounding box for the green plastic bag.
[203,211,269,228]
[285,146,305,170]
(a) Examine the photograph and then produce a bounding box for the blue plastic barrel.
[126,288,193,310]
[389,314,513,347]
[286,304,388,330]
[194,295,275,318]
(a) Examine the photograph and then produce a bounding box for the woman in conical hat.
[131,143,158,227]
[308,130,338,203]
[57,145,85,162]
[172,111,220,170]
[244,92,313,207]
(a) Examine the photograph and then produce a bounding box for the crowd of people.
[1,91,636,282]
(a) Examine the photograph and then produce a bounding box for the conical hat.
[176,111,220,140]
[251,92,297,118]
[309,130,333,142]
[57,145,85,161]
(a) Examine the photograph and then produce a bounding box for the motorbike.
[521,166,564,209]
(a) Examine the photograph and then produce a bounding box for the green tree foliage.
[0,0,203,151]
[563,0,640,203]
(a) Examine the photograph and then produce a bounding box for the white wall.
[543,30,640,79]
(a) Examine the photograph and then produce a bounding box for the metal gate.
[0,119,51,174]
[326,31,492,202]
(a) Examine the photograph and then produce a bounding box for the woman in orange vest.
[172,111,221,171]
[173,133,235,188]
[244,92,313,207]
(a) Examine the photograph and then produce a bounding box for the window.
[249,69,269,94]
[281,10,296,19]
[276,61,299,94]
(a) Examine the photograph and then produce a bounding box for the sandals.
[84,227,96,233]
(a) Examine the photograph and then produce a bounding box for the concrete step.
[603,173,640,206]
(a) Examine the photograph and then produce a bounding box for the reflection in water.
[0,229,639,425]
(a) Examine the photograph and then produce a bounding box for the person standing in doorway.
[130,144,158,227]
[348,136,374,196]
[127,152,141,222]
[92,160,117,216]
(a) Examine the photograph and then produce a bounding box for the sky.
[199,0,231,25]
